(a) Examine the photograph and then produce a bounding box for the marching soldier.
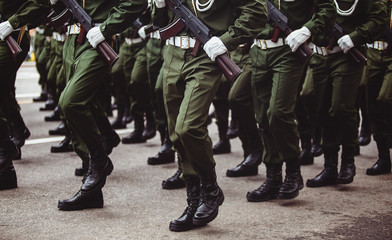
[246,0,336,202]
[306,0,387,187]
[152,0,267,231]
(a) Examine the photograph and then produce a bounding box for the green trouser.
[228,47,260,148]
[0,31,30,137]
[362,48,392,145]
[59,34,108,161]
[146,38,166,129]
[213,76,230,136]
[123,43,151,119]
[111,42,130,115]
[36,36,51,88]
[310,52,362,150]
[250,45,303,164]
[162,45,221,178]
[33,30,46,86]
[47,39,64,102]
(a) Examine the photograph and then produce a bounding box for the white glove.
[338,35,354,53]
[286,26,311,52]
[203,36,227,61]
[154,0,166,8]
[138,26,147,40]
[86,26,105,48]
[50,0,58,4]
[0,21,14,41]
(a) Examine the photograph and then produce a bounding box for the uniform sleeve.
[349,0,388,45]
[7,0,51,29]
[303,0,336,38]
[220,0,267,51]
[100,0,148,39]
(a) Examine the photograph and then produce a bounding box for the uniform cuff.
[7,16,20,29]
[220,32,238,52]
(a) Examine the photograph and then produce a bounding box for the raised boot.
[246,163,282,202]
[44,106,61,122]
[162,161,185,189]
[81,143,114,193]
[337,145,356,184]
[358,118,371,146]
[142,109,156,141]
[212,122,230,155]
[49,121,66,136]
[51,122,73,153]
[366,137,391,175]
[299,134,314,165]
[75,161,89,177]
[193,169,224,226]
[226,145,262,177]
[148,127,175,165]
[101,130,121,155]
[121,115,145,144]
[58,189,104,211]
[226,115,239,139]
[10,111,31,148]
[169,176,200,231]
[306,147,338,187]
[0,163,18,190]
[0,138,18,190]
[278,158,304,199]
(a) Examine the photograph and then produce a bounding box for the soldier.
[246,0,336,202]
[364,0,392,176]
[47,0,147,210]
[306,0,387,188]
[0,0,52,189]
[152,0,267,231]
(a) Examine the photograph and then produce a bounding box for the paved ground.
[0,62,391,240]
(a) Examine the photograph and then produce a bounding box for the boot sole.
[246,193,278,202]
[226,168,258,177]
[192,194,224,226]
[58,201,103,211]
[278,184,304,200]
[0,169,18,190]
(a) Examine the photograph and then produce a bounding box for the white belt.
[309,43,342,56]
[150,30,161,40]
[124,37,143,45]
[165,36,196,49]
[67,23,101,35]
[35,27,44,34]
[52,32,66,42]
[252,38,285,49]
[366,41,388,51]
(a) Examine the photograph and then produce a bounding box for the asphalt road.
[0,62,391,240]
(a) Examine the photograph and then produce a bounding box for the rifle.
[58,0,118,68]
[0,14,23,62]
[266,0,314,64]
[161,0,242,83]
[329,23,367,64]
[48,8,72,34]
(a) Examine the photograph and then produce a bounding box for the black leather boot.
[122,108,133,125]
[246,163,282,202]
[101,130,121,155]
[306,147,338,187]
[33,89,48,102]
[148,127,175,165]
[75,161,89,177]
[193,169,224,226]
[162,161,185,189]
[58,189,104,211]
[226,146,262,177]
[337,146,356,184]
[0,164,18,190]
[311,133,323,157]
[358,126,371,146]
[213,121,231,154]
[44,106,61,122]
[299,134,314,165]
[227,116,239,139]
[39,99,56,111]
[49,121,66,136]
[366,138,391,175]
[81,144,114,193]
[51,136,73,153]
[169,176,200,231]
[111,106,127,129]
[12,147,21,160]
[10,112,31,148]
[122,115,145,144]
[142,109,156,140]
[278,159,304,199]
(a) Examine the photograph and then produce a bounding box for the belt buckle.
[259,40,267,49]
[321,47,328,56]
[180,36,190,49]
[377,41,384,51]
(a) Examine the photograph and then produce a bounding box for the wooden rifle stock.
[96,41,118,69]
[5,35,22,62]
[216,54,242,83]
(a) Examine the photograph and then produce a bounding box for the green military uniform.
[307,0,387,187]
[0,0,51,189]
[247,0,336,202]
[153,0,267,231]
[363,1,392,175]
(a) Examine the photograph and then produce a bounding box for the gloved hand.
[50,0,58,4]
[86,26,105,48]
[0,21,14,41]
[203,36,227,61]
[138,26,147,40]
[286,26,311,52]
[338,35,354,53]
[154,0,166,8]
